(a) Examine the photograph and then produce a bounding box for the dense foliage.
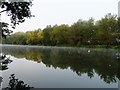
[2,74,33,90]
[0,1,32,27]
[0,1,33,38]
[3,13,120,47]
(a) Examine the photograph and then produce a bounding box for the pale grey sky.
[1,0,120,32]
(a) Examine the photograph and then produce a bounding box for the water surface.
[1,45,119,88]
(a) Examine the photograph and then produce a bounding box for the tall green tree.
[50,24,70,45]
[26,30,43,45]
[42,25,53,46]
[96,13,118,45]
[70,18,95,46]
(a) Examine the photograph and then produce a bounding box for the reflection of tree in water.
[0,56,12,71]
[2,74,33,90]
[0,76,2,88]
[41,48,119,84]
[0,54,12,88]
[0,55,33,90]
[2,46,120,84]
[2,46,43,63]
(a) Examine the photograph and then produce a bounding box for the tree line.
[2,13,120,47]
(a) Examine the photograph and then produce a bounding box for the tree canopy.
[3,13,120,48]
[0,1,33,38]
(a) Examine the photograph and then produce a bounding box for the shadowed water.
[0,45,119,88]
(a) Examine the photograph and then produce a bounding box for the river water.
[0,45,119,88]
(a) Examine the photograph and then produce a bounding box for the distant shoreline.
[1,44,119,49]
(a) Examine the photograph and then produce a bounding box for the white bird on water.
[88,50,91,53]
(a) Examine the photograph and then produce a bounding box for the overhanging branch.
[0,10,7,14]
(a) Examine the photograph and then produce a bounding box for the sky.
[1,0,120,32]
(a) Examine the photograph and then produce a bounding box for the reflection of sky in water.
[2,56,118,88]
[0,45,119,88]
